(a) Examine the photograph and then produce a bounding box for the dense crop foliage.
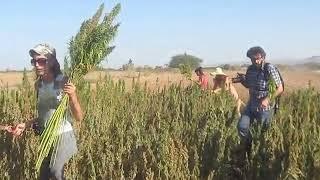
[0,76,319,180]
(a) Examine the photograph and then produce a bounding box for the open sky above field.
[0,0,319,70]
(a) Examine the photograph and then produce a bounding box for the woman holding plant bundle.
[13,43,83,180]
[211,67,244,116]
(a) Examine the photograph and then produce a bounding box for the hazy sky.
[0,0,319,70]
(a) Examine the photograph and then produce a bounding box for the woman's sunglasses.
[30,58,47,66]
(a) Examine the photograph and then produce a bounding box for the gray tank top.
[37,74,73,134]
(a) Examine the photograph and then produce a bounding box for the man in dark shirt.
[237,46,284,153]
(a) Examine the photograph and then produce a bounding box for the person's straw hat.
[210,67,227,77]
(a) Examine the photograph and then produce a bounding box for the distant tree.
[128,58,133,65]
[169,53,203,69]
[122,58,135,71]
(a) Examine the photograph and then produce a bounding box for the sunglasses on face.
[30,58,47,66]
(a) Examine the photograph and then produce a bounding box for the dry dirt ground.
[0,69,319,101]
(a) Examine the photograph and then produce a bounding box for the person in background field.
[194,67,209,89]
[236,46,284,156]
[210,67,244,116]
[12,43,83,180]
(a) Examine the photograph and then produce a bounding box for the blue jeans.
[237,108,272,143]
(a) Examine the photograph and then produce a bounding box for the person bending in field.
[236,46,284,156]
[194,67,209,89]
[12,43,83,180]
[210,67,244,116]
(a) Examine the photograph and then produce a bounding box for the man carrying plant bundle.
[235,46,284,156]
[12,43,83,180]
